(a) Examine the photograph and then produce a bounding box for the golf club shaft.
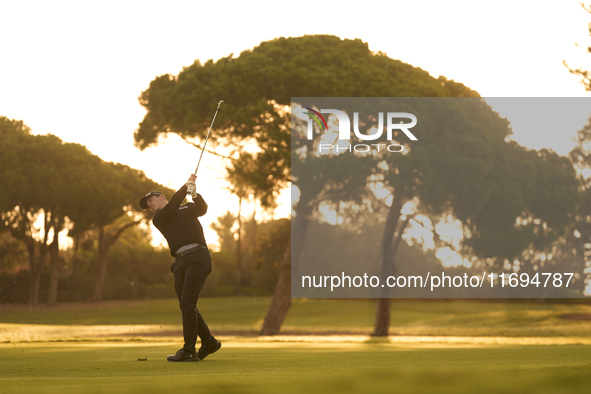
[194,100,224,175]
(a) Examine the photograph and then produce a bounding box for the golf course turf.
[2,298,591,393]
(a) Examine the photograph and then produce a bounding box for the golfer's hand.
[186,174,197,197]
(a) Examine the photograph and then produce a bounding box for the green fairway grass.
[2,299,591,393]
[2,298,591,337]
[1,341,591,394]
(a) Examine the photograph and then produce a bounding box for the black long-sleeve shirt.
[152,184,208,256]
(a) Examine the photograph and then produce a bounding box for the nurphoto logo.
[303,107,418,153]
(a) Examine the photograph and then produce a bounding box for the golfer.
[140,174,221,362]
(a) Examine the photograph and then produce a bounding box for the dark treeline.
[0,116,169,304]
[0,215,289,303]
[0,115,292,303]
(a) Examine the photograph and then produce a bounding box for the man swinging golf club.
[140,177,221,362]
[139,100,224,362]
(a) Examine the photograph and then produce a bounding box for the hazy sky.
[1,0,591,247]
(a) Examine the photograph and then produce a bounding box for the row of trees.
[0,116,169,305]
[210,212,289,295]
[135,34,588,337]
[0,114,289,305]
[0,225,173,303]
[0,214,289,303]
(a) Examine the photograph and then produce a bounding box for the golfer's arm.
[158,184,188,220]
[189,194,208,217]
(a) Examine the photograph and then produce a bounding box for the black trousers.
[170,247,213,352]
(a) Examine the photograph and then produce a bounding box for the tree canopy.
[134,35,479,206]
[0,116,170,304]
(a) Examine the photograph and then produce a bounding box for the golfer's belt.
[174,243,206,257]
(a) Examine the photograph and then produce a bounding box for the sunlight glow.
[2,0,591,253]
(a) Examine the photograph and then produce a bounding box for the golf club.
[187,100,224,195]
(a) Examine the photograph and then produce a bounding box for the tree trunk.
[28,210,51,306]
[92,228,108,302]
[28,263,42,306]
[290,213,310,275]
[259,213,310,335]
[260,237,292,335]
[372,197,404,336]
[373,298,392,336]
[25,239,38,306]
[236,195,242,294]
[372,217,411,336]
[245,203,257,286]
[47,218,60,306]
[91,220,141,302]
[259,189,313,335]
